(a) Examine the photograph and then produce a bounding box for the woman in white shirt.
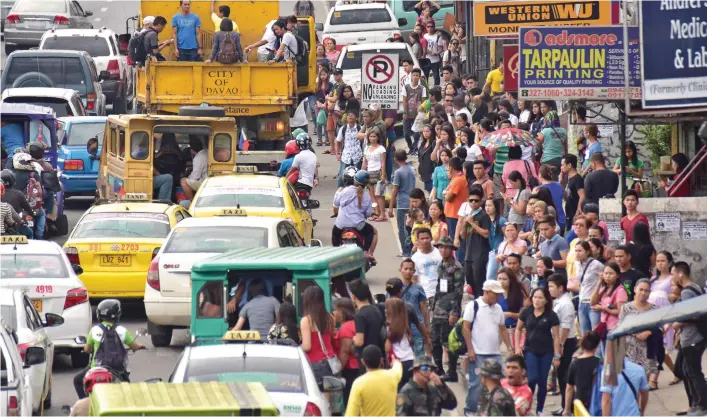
[385,298,416,389]
[362,128,387,220]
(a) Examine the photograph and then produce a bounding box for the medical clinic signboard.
[473,0,612,36]
[639,1,707,109]
[361,53,399,110]
[518,26,641,100]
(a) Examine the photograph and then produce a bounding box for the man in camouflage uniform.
[476,359,516,416]
[429,236,465,382]
[396,356,457,416]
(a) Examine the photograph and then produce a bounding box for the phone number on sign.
[520,88,641,100]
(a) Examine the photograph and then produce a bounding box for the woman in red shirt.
[658,153,691,197]
[333,297,359,403]
[620,189,649,243]
[300,286,338,390]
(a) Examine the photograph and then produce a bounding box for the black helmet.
[0,169,15,188]
[28,142,45,160]
[96,299,122,322]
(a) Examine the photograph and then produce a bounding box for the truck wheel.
[178,106,226,118]
[12,72,55,88]
[70,350,89,368]
[55,214,69,236]
[148,321,173,347]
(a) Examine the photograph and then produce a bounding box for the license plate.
[26,21,47,29]
[32,299,42,312]
[100,255,132,267]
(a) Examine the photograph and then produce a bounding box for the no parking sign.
[361,53,399,110]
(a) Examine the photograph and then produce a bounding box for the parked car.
[0,50,108,115]
[322,3,404,49]
[0,289,63,413]
[1,87,87,117]
[3,0,93,55]
[57,116,106,197]
[1,0,14,32]
[40,28,133,113]
[0,320,37,417]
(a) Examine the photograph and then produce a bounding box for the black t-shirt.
[631,243,656,278]
[565,173,584,220]
[568,356,602,409]
[354,304,385,352]
[619,268,645,302]
[584,169,619,206]
[465,209,492,261]
[519,307,560,355]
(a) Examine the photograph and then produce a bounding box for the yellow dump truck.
[134,0,316,152]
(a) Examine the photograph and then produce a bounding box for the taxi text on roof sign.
[1,235,28,244]
[472,0,612,36]
[122,193,149,201]
[220,208,248,216]
[223,330,261,342]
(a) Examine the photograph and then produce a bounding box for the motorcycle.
[72,328,148,388]
[340,228,376,272]
[295,186,320,227]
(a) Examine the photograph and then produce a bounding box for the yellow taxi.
[188,174,315,243]
[63,194,190,299]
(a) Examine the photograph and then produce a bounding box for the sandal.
[322,149,332,154]
[669,377,682,386]
[367,215,379,221]
[373,217,389,222]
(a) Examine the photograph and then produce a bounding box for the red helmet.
[83,367,114,395]
[285,140,300,158]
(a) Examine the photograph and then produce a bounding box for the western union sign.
[473,0,612,36]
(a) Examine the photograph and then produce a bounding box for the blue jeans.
[397,208,411,257]
[423,180,433,192]
[526,351,554,413]
[447,217,464,261]
[429,61,441,86]
[386,142,395,181]
[465,353,502,414]
[578,302,601,336]
[154,174,173,201]
[177,48,202,62]
[403,118,419,152]
[486,250,499,281]
[18,225,33,239]
[337,161,361,188]
[412,329,425,357]
[34,208,46,239]
[306,95,318,123]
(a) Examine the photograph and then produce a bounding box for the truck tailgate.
[136,62,296,116]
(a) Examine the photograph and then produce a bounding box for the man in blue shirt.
[171,0,202,62]
[537,215,569,278]
[600,358,649,416]
[1,122,25,156]
[389,149,416,257]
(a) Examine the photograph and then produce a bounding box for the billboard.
[640,1,707,109]
[518,26,641,100]
[473,0,612,36]
[503,45,519,92]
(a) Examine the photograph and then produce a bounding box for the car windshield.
[4,57,87,94]
[3,97,73,117]
[164,226,268,253]
[329,8,392,25]
[12,0,67,13]
[196,187,285,208]
[66,122,104,146]
[339,48,414,71]
[0,254,68,279]
[42,37,110,57]
[72,213,171,239]
[185,356,305,394]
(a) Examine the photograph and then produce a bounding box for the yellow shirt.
[212,12,239,33]
[345,361,403,416]
[566,238,578,280]
[486,68,504,95]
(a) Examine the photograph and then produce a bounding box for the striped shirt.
[1,202,14,234]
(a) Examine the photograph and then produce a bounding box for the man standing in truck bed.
[172,0,203,62]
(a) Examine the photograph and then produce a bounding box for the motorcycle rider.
[278,139,301,183]
[74,299,145,399]
[70,367,115,416]
[1,169,34,238]
[332,170,377,259]
[1,183,20,234]
[333,166,357,218]
[285,133,318,193]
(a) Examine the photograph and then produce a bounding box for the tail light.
[64,287,88,310]
[342,231,358,239]
[53,15,70,25]
[297,190,309,199]
[304,402,322,417]
[8,395,18,416]
[276,121,285,131]
[5,14,19,24]
[107,59,120,78]
[17,342,36,361]
[64,247,80,265]
[147,255,160,291]
[86,93,96,111]
[63,159,84,171]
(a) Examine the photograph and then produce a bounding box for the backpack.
[588,361,604,416]
[284,32,308,64]
[448,300,478,355]
[128,30,149,64]
[683,285,707,339]
[217,33,239,64]
[25,173,43,210]
[94,323,128,372]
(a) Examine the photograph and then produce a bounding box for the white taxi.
[144,213,314,347]
[1,320,35,417]
[0,236,92,369]
[168,330,343,417]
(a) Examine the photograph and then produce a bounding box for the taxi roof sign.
[1,236,28,244]
[222,330,261,342]
[220,208,247,216]
[122,193,149,201]
[236,165,258,174]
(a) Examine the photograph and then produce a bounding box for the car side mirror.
[315,23,323,32]
[75,336,87,344]
[43,313,65,327]
[308,199,320,210]
[24,346,45,367]
[84,10,93,17]
[397,18,408,27]
[320,376,344,392]
[72,264,84,275]
[99,70,110,81]
[309,239,322,247]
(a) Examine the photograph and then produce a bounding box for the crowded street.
[1,0,707,416]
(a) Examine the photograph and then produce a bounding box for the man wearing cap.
[137,16,154,36]
[429,236,464,382]
[460,187,491,297]
[325,68,346,154]
[386,275,430,357]
[462,280,513,414]
[476,359,517,417]
[356,106,386,144]
[396,356,457,416]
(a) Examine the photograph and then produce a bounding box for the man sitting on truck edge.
[172,0,203,62]
[268,19,297,64]
[245,17,279,62]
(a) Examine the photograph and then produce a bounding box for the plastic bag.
[316,109,327,126]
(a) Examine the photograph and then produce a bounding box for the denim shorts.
[310,359,334,385]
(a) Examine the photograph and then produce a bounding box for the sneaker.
[442,372,458,383]
[551,408,564,416]
[687,408,707,416]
